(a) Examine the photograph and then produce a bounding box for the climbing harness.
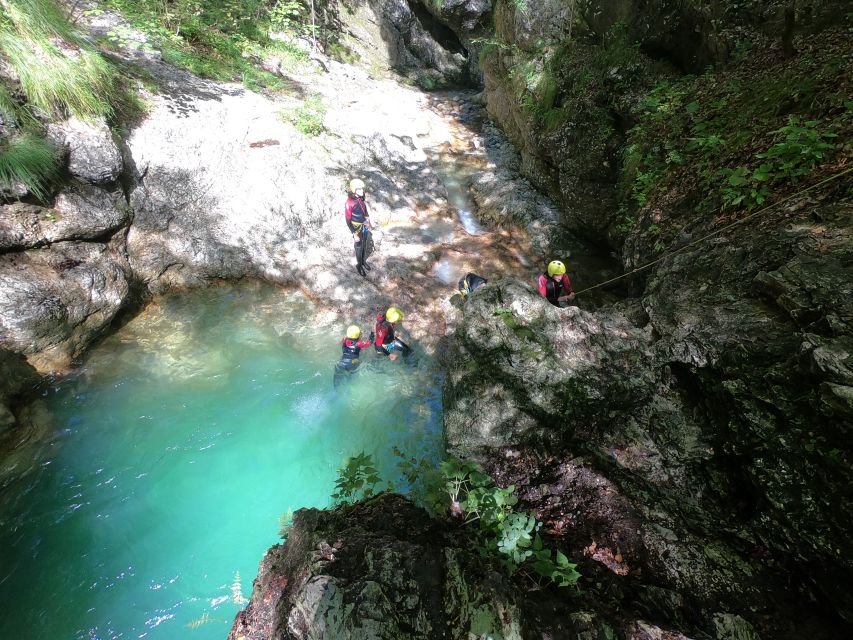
[573,166,853,296]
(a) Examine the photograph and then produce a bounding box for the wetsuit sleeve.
[357,339,371,349]
[344,199,356,233]
[562,274,574,294]
[538,275,548,297]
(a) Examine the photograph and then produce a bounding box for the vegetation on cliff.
[0,0,320,201]
[479,1,851,250]
[0,0,109,197]
[330,450,582,590]
[621,30,850,255]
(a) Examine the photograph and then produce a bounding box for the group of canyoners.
[334,179,576,386]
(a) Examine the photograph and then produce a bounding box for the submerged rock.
[0,348,39,437]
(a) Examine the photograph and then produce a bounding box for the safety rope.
[573,165,853,295]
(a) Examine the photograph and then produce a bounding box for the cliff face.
[3,2,851,638]
[435,0,852,636]
[228,493,701,640]
[473,0,843,248]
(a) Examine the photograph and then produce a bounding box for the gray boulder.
[48,117,123,184]
[372,0,471,88]
[0,241,130,372]
[230,492,706,639]
[445,277,657,454]
[0,184,129,250]
[228,494,528,640]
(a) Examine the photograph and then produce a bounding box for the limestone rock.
[370,0,471,87]
[0,241,131,372]
[231,492,707,639]
[0,185,128,250]
[445,277,656,455]
[48,117,123,184]
[0,347,39,402]
[712,613,760,640]
[419,0,492,34]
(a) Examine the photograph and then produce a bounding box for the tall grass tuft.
[0,0,115,119]
[0,0,76,40]
[0,132,58,201]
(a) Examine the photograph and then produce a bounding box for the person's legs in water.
[333,360,358,388]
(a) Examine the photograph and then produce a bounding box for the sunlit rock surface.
[0,240,131,372]
[47,116,124,185]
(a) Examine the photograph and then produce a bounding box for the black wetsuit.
[373,315,395,355]
[538,273,573,306]
[458,273,487,298]
[334,337,370,387]
[373,315,413,360]
[345,196,372,276]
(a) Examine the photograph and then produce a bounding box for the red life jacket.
[374,313,395,348]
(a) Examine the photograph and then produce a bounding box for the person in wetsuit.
[538,260,575,307]
[334,325,372,388]
[344,178,374,276]
[458,273,487,299]
[373,306,412,361]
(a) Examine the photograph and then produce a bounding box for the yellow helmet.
[547,260,566,277]
[346,325,361,339]
[386,306,403,323]
[349,178,365,193]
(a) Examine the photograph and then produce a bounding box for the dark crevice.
[406,0,467,57]
[638,41,691,74]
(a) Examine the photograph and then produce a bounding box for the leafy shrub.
[715,117,837,209]
[756,116,837,181]
[717,166,770,209]
[394,452,581,589]
[269,0,306,33]
[332,452,381,503]
[279,95,325,135]
[334,451,581,588]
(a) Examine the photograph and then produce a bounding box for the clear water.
[0,283,443,640]
[440,164,485,237]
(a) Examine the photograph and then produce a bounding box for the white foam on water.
[457,208,485,236]
[431,257,457,285]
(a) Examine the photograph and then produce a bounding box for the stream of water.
[0,283,443,640]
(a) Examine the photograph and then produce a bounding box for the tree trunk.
[782,0,797,58]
